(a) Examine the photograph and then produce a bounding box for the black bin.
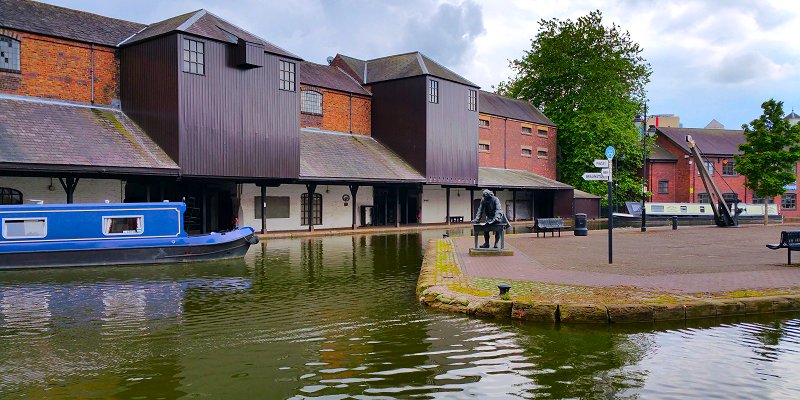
[574,213,588,236]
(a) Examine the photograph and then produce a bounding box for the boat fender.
[245,235,259,245]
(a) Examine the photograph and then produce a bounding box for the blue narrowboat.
[0,202,259,270]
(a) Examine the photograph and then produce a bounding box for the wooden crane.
[686,135,737,227]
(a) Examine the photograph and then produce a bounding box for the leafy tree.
[498,10,651,205]
[736,99,800,224]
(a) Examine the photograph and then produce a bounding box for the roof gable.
[0,0,145,46]
[657,127,745,156]
[298,62,371,96]
[337,51,477,87]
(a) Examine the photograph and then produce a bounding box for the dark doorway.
[533,190,555,218]
[372,185,420,226]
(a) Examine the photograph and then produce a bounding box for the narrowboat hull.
[0,230,259,270]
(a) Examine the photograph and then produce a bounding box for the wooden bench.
[532,218,570,237]
[766,230,800,265]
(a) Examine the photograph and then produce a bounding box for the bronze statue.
[472,189,509,248]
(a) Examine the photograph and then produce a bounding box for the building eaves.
[657,127,745,157]
[478,167,572,190]
[298,62,371,96]
[478,91,555,126]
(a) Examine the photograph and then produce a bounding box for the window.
[697,193,710,204]
[467,89,477,111]
[300,90,322,115]
[279,60,296,91]
[254,196,291,219]
[301,193,322,225]
[782,193,797,210]
[538,128,548,137]
[478,142,490,152]
[0,187,22,204]
[722,192,739,204]
[478,118,490,128]
[429,79,439,103]
[722,160,736,176]
[0,35,21,73]
[182,38,204,75]
[521,147,533,157]
[698,160,714,176]
[2,218,47,239]
[658,179,669,194]
[103,216,143,235]
[537,148,548,158]
[521,126,532,135]
[753,196,774,204]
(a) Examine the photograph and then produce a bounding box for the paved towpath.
[453,224,800,294]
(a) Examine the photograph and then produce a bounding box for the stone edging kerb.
[416,239,800,324]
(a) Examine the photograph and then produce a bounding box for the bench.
[532,218,570,237]
[766,230,800,265]
[449,216,464,223]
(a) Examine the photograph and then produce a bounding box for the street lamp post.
[634,108,656,232]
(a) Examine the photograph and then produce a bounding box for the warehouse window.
[538,128,548,137]
[478,142,490,152]
[279,60,296,91]
[0,187,22,204]
[537,148,548,158]
[301,193,322,225]
[479,118,490,128]
[182,38,204,75]
[254,196,291,219]
[782,193,797,210]
[697,193,710,204]
[0,35,20,73]
[300,90,323,115]
[521,147,533,157]
[722,160,736,176]
[698,160,714,176]
[467,89,477,111]
[521,126,532,135]
[753,196,774,204]
[658,179,669,194]
[429,79,439,103]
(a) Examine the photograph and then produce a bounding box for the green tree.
[736,99,800,224]
[498,10,651,205]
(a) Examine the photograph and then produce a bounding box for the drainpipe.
[503,117,507,169]
[90,43,95,105]
[349,92,353,133]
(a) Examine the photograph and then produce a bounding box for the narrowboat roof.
[0,202,185,212]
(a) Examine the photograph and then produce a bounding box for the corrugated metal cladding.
[370,76,428,176]
[121,35,180,163]
[177,33,300,179]
[426,78,478,185]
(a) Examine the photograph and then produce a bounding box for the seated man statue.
[472,189,510,248]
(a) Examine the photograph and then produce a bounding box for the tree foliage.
[498,10,651,204]
[735,99,800,223]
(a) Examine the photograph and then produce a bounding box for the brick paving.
[453,224,800,294]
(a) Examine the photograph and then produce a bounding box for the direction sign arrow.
[582,172,607,181]
[601,168,610,176]
[594,159,609,168]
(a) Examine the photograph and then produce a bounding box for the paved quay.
[454,223,800,294]
[417,223,800,324]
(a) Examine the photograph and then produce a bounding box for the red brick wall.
[477,113,557,179]
[0,29,119,105]
[648,161,677,202]
[299,84,370,135]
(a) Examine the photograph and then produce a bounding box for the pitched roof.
[0,0,145,46]
[649,143,677,161]
[298,62,371,96]
[479,91,555,126]
[300,129,424,183]
[120,9,300,59]
[0,94,179,175]
[704,118,725,129]
[657,127,745,156]
[337,52,477,87]
[478,167,572,190]
[786,111,800,120]
[574,189,601,199]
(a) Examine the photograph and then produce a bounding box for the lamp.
[641,124,656,231]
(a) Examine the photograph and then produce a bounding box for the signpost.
[585,147,616,264]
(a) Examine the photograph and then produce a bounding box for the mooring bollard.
[672,216,678,230]
[497,283,511,296]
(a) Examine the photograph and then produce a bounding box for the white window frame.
[102,215,144,236]
[2,217,47,239]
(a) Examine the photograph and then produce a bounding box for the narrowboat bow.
[0,202,259,270]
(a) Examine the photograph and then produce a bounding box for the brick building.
[0,0,570,233]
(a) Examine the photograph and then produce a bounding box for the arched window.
[300,193,322,225]
[0,35,21,73]
[300,90,323,115]
[0,187,22,205]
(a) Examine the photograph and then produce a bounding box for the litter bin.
[574,213,588,236]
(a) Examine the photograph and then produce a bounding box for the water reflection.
[0,230,799,398]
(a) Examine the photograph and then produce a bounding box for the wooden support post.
[145,184,151,202]
[159,181,165,201]
[201,184,207,234]
[446,187,451,225]
[512,189,517,222]
[469,189,475,218]
[349,185,359,230]
[260,184,267,234]
[306,183,317,232]
[58,177,80,204]
[395,187,401,228]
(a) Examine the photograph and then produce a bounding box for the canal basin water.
[1,229,800,399]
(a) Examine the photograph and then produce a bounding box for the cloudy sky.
[44,0,800,129]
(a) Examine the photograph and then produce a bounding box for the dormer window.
[279,60,296,91]
[429,79,439,104]
[0,36,21,73]
[182,38,204,75]
[301,90,322,115]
